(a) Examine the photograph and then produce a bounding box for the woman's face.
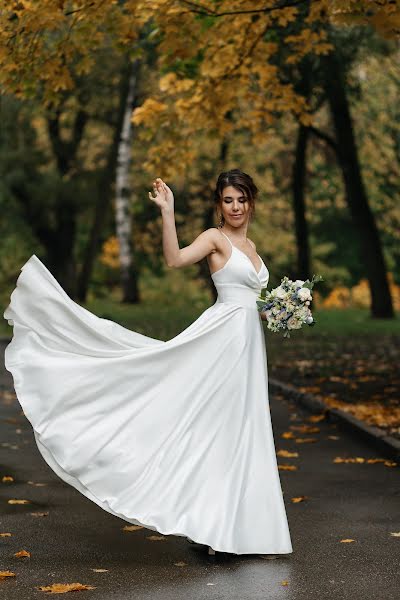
[220,185,250,227]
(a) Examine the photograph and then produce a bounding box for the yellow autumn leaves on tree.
[1,2,399,215]
[1,1,398,106]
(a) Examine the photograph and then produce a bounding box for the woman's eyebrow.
[223,195,245,199]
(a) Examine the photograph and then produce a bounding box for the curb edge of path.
[269,378,400,463]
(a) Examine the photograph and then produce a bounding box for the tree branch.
[179,0,305,17]
[308,124,337,153]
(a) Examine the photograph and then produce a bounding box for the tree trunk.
[44,105,88,295]
[292,123,311,281]
[47,193,78,295]
[115,58,141,303]
[76,58,135,302]
[76,168,114,302]
[323,50,394,318]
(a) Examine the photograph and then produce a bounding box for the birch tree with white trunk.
[115,58,141,302]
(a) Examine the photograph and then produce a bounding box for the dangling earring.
[217,212,225,228]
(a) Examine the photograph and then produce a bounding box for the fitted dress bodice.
[211,229,269,309]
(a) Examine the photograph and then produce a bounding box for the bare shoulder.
[202,228,224,254]
[205,227,222,238]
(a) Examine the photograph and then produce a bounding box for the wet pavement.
[1,340,399,599]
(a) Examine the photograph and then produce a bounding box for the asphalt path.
[1,340,399,599]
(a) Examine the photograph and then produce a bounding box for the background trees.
[0,1,398,317]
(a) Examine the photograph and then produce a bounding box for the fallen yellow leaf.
[340,539,355,543]
[322,398,400,429]
[146,535,167,541]
[282,431,295,439]
[334,457,398,466]
[291,496,309,503]
[295,438,318,443]
[333,457,365,463]
[0,532,12,537]
[278,464,297,471]
[2,476,14,482]
[0,571,16,578]
[27,481,47,487]
[122,525,143,532]
[36,582,96,593]
[14,550,31,558]
[174,561,187,567]
[1,390,16,404]
[390,532,400,537]
[307,414,326,423]
[277,450,299,458]
[290,425,320,433]
[8,499,30,504]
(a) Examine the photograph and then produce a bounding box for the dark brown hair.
[213,168,258,226]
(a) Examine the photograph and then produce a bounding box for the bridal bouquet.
[257,274,323,338]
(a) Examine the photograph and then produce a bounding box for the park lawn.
[81,302,400,337]
[2,300,399,340]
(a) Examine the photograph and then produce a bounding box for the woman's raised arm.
[149,178,218,269]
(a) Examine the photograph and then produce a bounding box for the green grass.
[286,307,400,337]
[1,299,399,341]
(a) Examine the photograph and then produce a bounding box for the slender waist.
[215,284,259,309]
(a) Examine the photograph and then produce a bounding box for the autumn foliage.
[323,273,400,310]
[1,2,399,167]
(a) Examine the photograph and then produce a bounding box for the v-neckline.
[233,246,263,276]
[219,230,263,276]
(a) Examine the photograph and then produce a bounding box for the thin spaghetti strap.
[218,229,233,247]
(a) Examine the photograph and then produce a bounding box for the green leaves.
[303,274,324,290]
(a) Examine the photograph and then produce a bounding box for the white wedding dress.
[3,229,293,555]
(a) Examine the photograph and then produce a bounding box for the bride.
[150,173,267,325]
[4,168,293,557]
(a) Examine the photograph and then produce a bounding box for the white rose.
[274,286,287,299]
[294,279,305,287]
[287,316,302,330]
[297,287,312,302]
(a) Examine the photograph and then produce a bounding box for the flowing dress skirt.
[3,254,293,554]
